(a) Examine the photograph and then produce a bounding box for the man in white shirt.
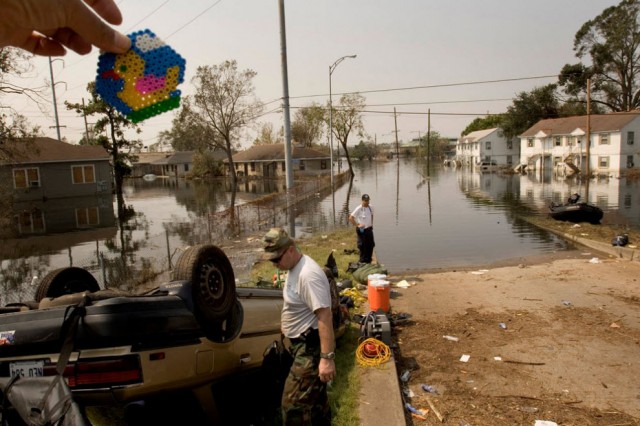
[262,228,335,425]
[348,194,375,263]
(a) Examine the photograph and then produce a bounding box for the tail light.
[44,355,142,389]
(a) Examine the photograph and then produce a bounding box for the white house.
[456,128,518,167]
[519,112,640,177]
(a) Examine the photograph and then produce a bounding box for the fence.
[1,172,351,306]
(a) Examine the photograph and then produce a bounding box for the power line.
[289,74,559,100]
[165,0,224,40]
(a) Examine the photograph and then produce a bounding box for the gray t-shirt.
[281,254,331,338]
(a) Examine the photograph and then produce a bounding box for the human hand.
[0,0,131,56]
[319,358,336,383]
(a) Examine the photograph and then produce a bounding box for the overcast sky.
[6,0,620,149]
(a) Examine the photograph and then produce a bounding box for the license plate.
[10,360,44,378]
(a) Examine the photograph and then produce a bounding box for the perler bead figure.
[95,29,186,123]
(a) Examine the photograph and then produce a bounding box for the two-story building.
[1,137,113,201]
[519,112,640,177]
[456,128,518,167]
[1,137,115,236]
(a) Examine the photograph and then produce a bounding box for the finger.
[84,0,123,25]
[15,32,66,56]
[50,28,92,55]
[65,0,130,53]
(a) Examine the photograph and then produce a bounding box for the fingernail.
[114,32,131,52]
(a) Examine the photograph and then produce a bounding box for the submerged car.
[0,245,286,420]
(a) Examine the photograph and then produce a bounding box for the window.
[184,164,189,172]
[321,160,327,170]
[599,156,609,168]
[600,133,609,145]
[13,168,40,189]
[299,160,305,171]
[627,155,634,168]
[628,131,635,145]
[567,137,575,146]
[506,155,513,165]
[16,210,45,233]
[250,163,256,172]
[506,140,513,149]
[554,137,561,147]
[553,156,562,166]
[485,141,491,150]
[281,162,286,171]
[72,165,95,184]
[527,139,533,148]
[76,207,99,227]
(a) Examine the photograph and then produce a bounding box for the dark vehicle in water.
[549,193,604,224]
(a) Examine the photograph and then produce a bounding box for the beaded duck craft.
[95,29,186,123]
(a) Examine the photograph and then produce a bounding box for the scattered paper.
[572,224,581,228]
[629,244,637,249]
[460,354,471,363]
[610,322,621,328]
[589,257,601,264]
[470,269,489,275]
[534,421,558,426]
[443,335,460,342]
[562,300,572,306]
[494,356,502,361]
[396,280,411,288]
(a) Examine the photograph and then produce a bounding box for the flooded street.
[2,159,639,302]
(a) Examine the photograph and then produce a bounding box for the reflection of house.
[132,151,200,178]
[519,113,640,177]
[456,128,518,167]
[228,144,329,178]
[1,137,112,201]
[11,195,116,236]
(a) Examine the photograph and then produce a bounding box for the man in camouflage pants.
[263,228,335,425]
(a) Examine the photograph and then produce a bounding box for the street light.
[329,54,356,188]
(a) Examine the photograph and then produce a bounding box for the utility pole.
[585,79,591,199]
[278,0,293,193]
[427,109,431,172]
[393,107,399,159]
[82,98,91,143]
[48,58,65,141]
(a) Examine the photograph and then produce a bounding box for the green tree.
[291,103,325,147]
[157,97,218,152]
[500,84,560,139]
[171,60,262,207]
[461,115,503,136]
[327,93,365,177]
[190,151,225,177]
[558,0,640,111]
[253,122,283,145]
[66,82,142,213]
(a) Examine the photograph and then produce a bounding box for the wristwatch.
[320,352,335,360]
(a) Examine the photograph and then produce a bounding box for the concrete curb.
[357,302,406,426]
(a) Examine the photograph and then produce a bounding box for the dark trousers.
[356,227,375,263]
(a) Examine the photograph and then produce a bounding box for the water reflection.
[3,162,639,302]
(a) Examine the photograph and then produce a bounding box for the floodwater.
[2,158,639,302]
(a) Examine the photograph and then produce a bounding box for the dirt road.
[390,252,640,425]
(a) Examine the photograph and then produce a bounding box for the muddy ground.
[390,252,640,426]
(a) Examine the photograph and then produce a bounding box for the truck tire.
[35,267,100,302]
[171,245,237,325]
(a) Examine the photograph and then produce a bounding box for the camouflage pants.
[282,339,331,426]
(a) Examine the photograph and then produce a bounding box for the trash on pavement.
[499,322,507,329]
[421,384,438,394]
[610,322,621,328]
[562,300,572,306]
[400,370,411,382]
[534,421,558,426]
[493,356,502,361]
[443,335,459,342]
[588,257,601,264]
[459,354,471,363]
[396,279,411,288]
